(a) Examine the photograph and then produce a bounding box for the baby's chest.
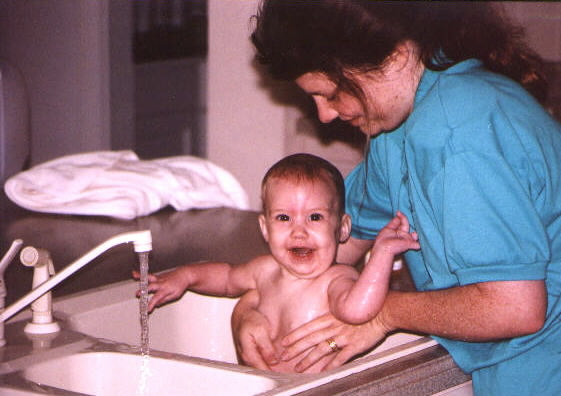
[258,281,329,338]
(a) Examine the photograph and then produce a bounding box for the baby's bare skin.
[252,256,358,373]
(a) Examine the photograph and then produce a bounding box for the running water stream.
[138,251,150,355]
[138,251,151,395]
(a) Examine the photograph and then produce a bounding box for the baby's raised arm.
[134,258,262,312]
[328,211,420,324]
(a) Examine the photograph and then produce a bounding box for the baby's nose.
[290,223,308,238]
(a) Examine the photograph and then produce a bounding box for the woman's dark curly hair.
[251,0,547,103]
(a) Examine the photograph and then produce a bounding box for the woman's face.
[295,43,423,136]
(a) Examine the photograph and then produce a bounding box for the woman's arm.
[380,279,546,341]
[282,278,547,372]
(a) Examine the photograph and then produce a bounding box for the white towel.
[4,151,249,220]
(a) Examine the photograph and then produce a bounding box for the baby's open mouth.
[290,247,313,257]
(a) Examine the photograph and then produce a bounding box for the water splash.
[137,353,152,396]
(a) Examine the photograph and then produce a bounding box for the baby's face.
[259,177,349,279]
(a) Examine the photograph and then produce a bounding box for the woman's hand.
[231,290,278,370]
[281,312,389,372]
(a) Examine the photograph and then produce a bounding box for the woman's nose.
[314,98,339,124]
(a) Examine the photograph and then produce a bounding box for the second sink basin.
[22,350,280,396]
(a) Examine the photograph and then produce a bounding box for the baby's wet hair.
[261,153,346,215]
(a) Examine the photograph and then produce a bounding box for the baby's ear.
[258,214,269,242]
[339,214,352,243]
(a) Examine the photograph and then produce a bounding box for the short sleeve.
[439,150,549,284]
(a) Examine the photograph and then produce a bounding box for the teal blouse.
[345,59,561,395]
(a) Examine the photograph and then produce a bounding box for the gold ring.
[326,338,339,353]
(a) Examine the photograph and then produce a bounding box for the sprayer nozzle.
[20,247,51,268]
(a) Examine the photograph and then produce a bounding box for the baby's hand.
[375,211,420,255]
[132,268,188,312]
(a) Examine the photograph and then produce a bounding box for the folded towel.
[4,151,249,219]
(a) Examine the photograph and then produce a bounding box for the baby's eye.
[276,214,290,221]
[310,213,323,221]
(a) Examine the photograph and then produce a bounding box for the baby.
[136,153,419,373]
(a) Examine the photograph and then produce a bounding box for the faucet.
[0,230,152,345]
[0,239,24,346]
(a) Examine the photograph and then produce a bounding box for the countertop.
[0,193,270,305]
[0,194,470,395]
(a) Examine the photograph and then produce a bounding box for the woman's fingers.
[231,291,279,370]
[237,325,277,371]
[282,313,335,344]
[282,315,388,373]
[280,313,336,359]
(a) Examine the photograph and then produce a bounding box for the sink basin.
[53,280,435,364]
[56,281,240,362]
[40,279,437,395]
[22,351,279,396]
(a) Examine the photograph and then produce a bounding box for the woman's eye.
[276,214,290,221]
[310,213,323,221]
[325,89,340,102]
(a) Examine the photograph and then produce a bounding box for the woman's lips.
[340,115,361,127]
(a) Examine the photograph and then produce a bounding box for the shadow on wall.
[545,62,561,122]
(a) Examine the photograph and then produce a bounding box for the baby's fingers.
[146,289,173,312]
[395,211,410,232]
[132,270,159,282]
[384,214,403,231]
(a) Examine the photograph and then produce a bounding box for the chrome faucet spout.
[0,239,23,276]
[0,239,24,346]
[0,230,152,326]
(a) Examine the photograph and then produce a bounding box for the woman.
[233,1,561,394]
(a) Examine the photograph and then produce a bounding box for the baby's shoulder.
[243,254,284,282]
[246,254,278,270]
[324,263,359,280]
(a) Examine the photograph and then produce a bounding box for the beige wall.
[207,0,287,210]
